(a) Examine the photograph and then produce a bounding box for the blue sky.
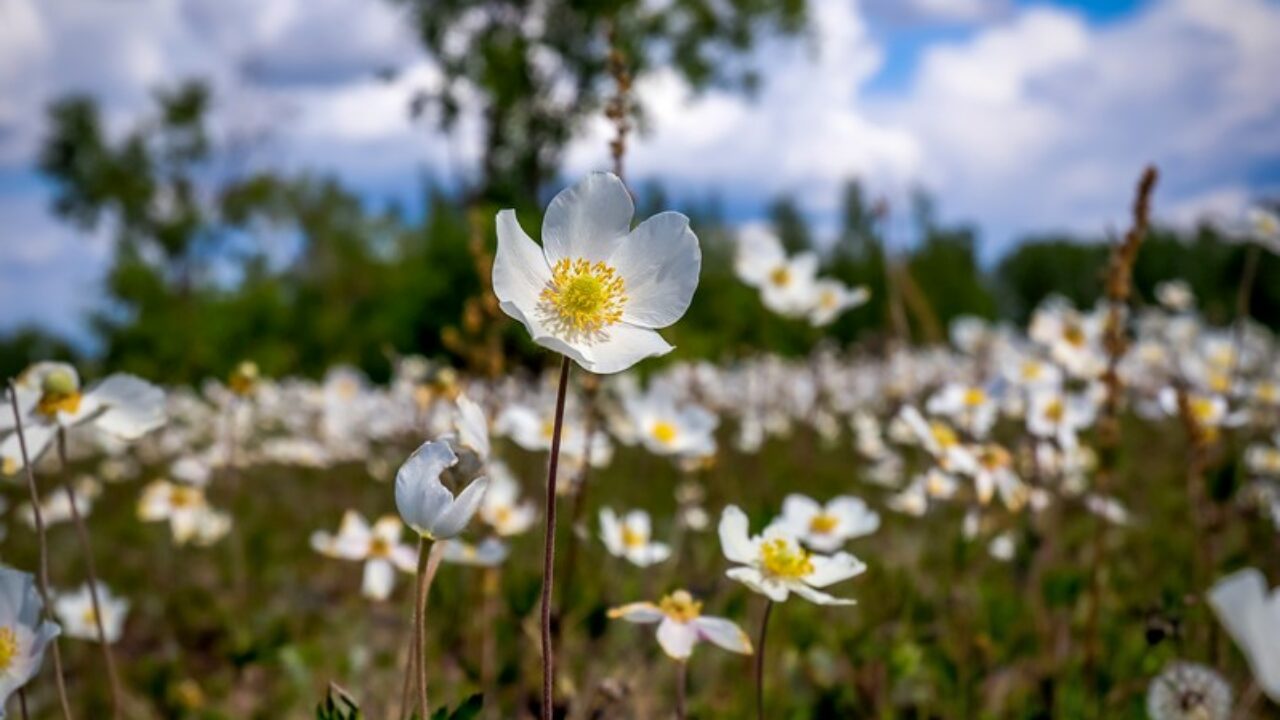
[1,0,1278,345]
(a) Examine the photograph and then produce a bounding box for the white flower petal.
[607,602,664,624]
[806,552,867,588]
[578,323,673,375]
[789,582,856,606]
[394,441,459,535]
[656,617,698,660]
[86,374,166,439]
[429,476,489,539]
[493,209,553,313]
[611,211,700,329]
[718,505,757,564]
[0,420,57,473]
[692,616,753,655]
[542,172,634,265]
[455,395,490,460]
[361,558,395,601]
[726,566,790,602]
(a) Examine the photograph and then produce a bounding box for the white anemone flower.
[492,172,701,374]
[770,494,880,553]
[54,582,129,643]
[478,461,537,537]
[808,280,869,327]
[1155,280,1196,312]
[624,390,717,459]
[1026,389,1095,450]
[0,566,60,707]
[394,440,489,540]
[20,477,101,528]
[718,505,865,606]
[1244,206,1280,253]
[608,589,753,661]
[1207,568,1280,702]
[734,226,819,317]
[311,511,418,601]
[599,507,670,567]
[1,362,166,474]
[926,383,998,439]
[137,480,230,546]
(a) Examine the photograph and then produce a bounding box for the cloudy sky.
[2,0,1279,343]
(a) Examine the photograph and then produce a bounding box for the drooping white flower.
[1,362,166,473]
[394,440,489,540]
[770,494,879,553]
[609,589,753,661]
[492,172,701,374]
[1146,661,1233,720]
[311,511,418,601]
[719,505,865,606]
[0,566,60,708]
[54,582,129,644]
[1207,568,1280,702]
[599,508,670,567]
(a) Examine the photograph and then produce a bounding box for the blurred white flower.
[138,480,230,546]
[54,582,129,644]
[719,505,864,606]
[478,461,537,537]
[599,508,670,567]
[770,494,879,553]
[808,280,869,327]
[493,172,701,374]
[311,511,418,601]
[439,538,509,567]
[734,226,818,318]
[1155,280,1196,312]
[1146,661,1232,720]
[609,589,752,661]
[394,440,488,540]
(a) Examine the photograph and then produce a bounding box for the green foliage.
[392,0,806,205]
[316,684,361,720]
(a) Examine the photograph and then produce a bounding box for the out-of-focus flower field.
[5,207,1280,717]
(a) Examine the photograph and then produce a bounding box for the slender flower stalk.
[675,661,687,720]
[540,356,572,720]
[18,688,29,720]
[754,600,773,720]
[56,428,124,718]
[7,380,73,720]
[414,537,434,718]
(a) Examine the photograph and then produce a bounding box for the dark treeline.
[4,82,1279,384]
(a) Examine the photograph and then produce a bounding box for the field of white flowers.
[3,171,1280,720]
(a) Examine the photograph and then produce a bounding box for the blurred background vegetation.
[3,0,1279,384]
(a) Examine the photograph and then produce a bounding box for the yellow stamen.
[930,422,958,449]
[962,388,986,407]
[0,626,17,671]
[540,258,626,334]
[1063,324,1086,347]
[37,390,82,417]
[651,421,679,445]
[229,361,259,396]
[659,590,703,622]
[369,537,392,558]
[769,267,791,287]
[621,525,646,549]
[979,444,1011,470]
[170,486,201,509]
[760,537,813,579]
[1044,399,1065,423]
[808,513,839,535]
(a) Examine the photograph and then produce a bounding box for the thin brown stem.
[18,688,29,720]
[413,537,440,719]
[58,428,124,719]
[7,380,73,720]
[540,356,572,720]
[555,376,598,656]
[754,600,774,720]
[675,661,688,720]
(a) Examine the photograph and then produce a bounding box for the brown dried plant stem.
[1085,165,1157,707]
[7,381,73,720]
[754,599,774,720]
[540,356,573,720]
[57,428,124,719]
[674,661,688,720]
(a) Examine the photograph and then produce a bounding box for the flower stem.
[755,599,774,720]
[540,356,572,720]
[413,537,441,719]
[675,661,688,720]
[57,428,125,719]
[7,380,73,720]
[18,688,29,720]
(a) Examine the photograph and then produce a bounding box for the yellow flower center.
[229,361,259,396]
[37,390,82,417]
[0,626,17,671]
[1063,324,1086,347]
[651,421,679,445]
[769,266,791,287]
[621,525,646,549]
[963,388,986,407]
[979,444,1011,469]
[1021,361,1043,380]
[170,486,200,509]
[369,537,392,558]
[819,290,838,309]
[930,422,959,449]
[760,537,814,579]
[82,608,98,627]
[1044,399,1064,423]
[808,513,839,534]
[541,258,626,334]
[659,590,703,622]
[540,419,556,441]
[1189,396,1218,424]
[493,506,513,527]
